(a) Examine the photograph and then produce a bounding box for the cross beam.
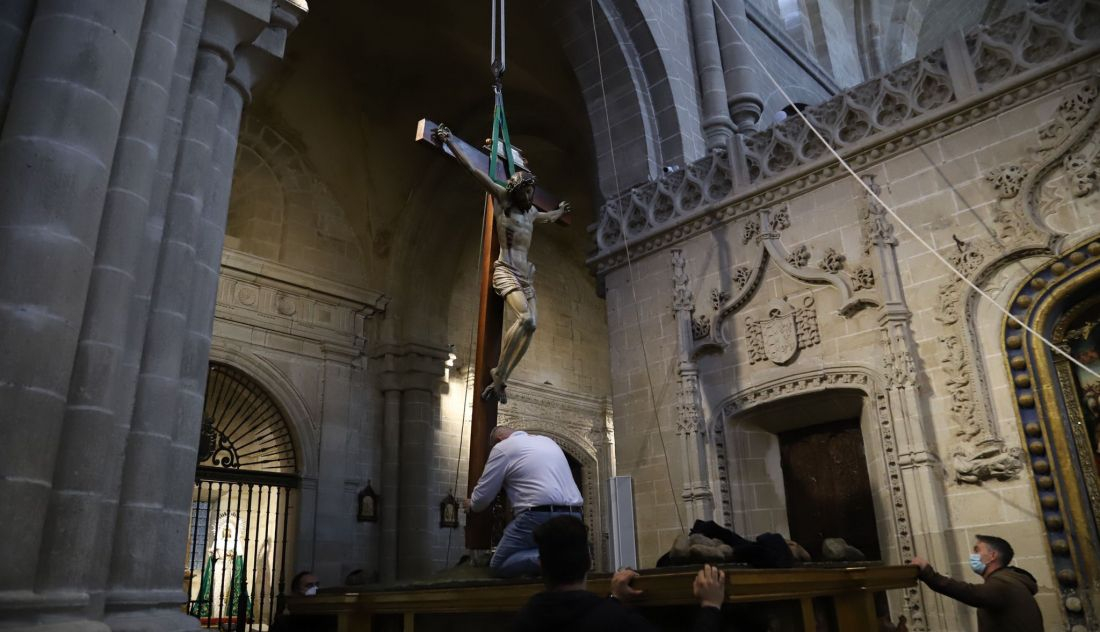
[415,118,570,225]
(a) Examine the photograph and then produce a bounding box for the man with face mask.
[909,535,1042,632]
[291,571,320,597]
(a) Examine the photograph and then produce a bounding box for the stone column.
[0,0,146,619]
[861,176,966,632]
[399,386,435,578]
[669,250,714,524]
[687,0,736,150]
[31,1,190,621]
[158,0,304,597]
[82,0,208,620]
[378,386,401,582]
[0,0,34,123]
[714,0,763,131]
[371,343,447,579]
[311,345,364,583]
[104,2,268,626]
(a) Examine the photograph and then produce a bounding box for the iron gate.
[185,363,300,630]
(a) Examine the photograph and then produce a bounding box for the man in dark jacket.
[910,534,1042,632]
[511,515,723,632]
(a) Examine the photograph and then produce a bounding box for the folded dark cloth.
[656,521,795,568]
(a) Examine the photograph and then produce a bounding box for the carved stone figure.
[432,125,570,403]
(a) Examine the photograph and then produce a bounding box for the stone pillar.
[399,387,435,578]
[378,387,401,582]
[714,0,763,131]
[0,0,146,620]
[159,0,304,598]
[941,29,978,101]
[687,0,736,150]
[0,0,34,124]
[311,346,365,583]
[32,1,190,621]
[861,176,966,632]
[104,2,269,626]
[669,250,714,524]
[86,0,208,618]
[372,343,447,580]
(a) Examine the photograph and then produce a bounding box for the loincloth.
[492,261,535,300]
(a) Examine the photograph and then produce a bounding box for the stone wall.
[595,2,1100,630]
[210,248,386,584]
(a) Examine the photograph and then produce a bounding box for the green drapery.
[189,555,252,620]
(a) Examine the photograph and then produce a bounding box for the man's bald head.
[489,426,516,447]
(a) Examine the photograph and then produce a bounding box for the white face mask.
[304,586,318,597]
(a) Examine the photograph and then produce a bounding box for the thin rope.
[445,193,493,567]
[710,0,1100,381]
[589,0,686,535]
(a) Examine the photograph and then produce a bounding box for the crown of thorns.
[506,171,537,192]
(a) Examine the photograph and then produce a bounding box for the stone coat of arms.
[746,296,820,365]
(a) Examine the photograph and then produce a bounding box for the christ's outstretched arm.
[433,125,507,201]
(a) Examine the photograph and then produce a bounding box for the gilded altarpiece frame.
[1004,237,1100,630]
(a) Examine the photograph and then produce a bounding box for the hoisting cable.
[588,0,687,536]
[446,0,516,565]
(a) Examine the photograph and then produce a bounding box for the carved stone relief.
[985,79,1100,242]
[745,296,820,366]
[671,249,694,312]
[692,314,711,340]
[852,265,876,291]
[742,219,759,244]
[710,288,730,310]
[216,248,387,357]
[819,248,847,273]
[881,330,917,389]
[933,81,1100,483]
[786,245,810,268]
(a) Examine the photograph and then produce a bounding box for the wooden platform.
[290,564,918,632]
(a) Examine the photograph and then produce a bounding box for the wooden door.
[778,418,881,561]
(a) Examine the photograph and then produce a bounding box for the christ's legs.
[482,291,536,403]
[497,296,536,381]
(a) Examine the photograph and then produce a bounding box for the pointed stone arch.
[1001,235,1100,630]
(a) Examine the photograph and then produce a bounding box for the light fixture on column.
[445,344,458,381]
[357,480,378,523]
[439,490,460,529]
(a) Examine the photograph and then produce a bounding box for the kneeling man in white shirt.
[467,427,584,577]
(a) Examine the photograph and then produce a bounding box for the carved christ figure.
[433,124,570,404]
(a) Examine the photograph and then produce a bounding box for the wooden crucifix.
[415,118,570,549]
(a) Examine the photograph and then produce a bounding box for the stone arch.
[497,385,610,568]
[1001,235,1100,630]
[207,344,320,480]
[542,0,682,194]
[231,114,369,287]
[714,365,925,619]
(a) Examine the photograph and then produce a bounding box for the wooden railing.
[290,564,918,632]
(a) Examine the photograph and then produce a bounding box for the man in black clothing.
[512,516,724,632]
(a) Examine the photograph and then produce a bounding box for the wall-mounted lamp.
[439,490,460,529]
[357,480,378,523]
